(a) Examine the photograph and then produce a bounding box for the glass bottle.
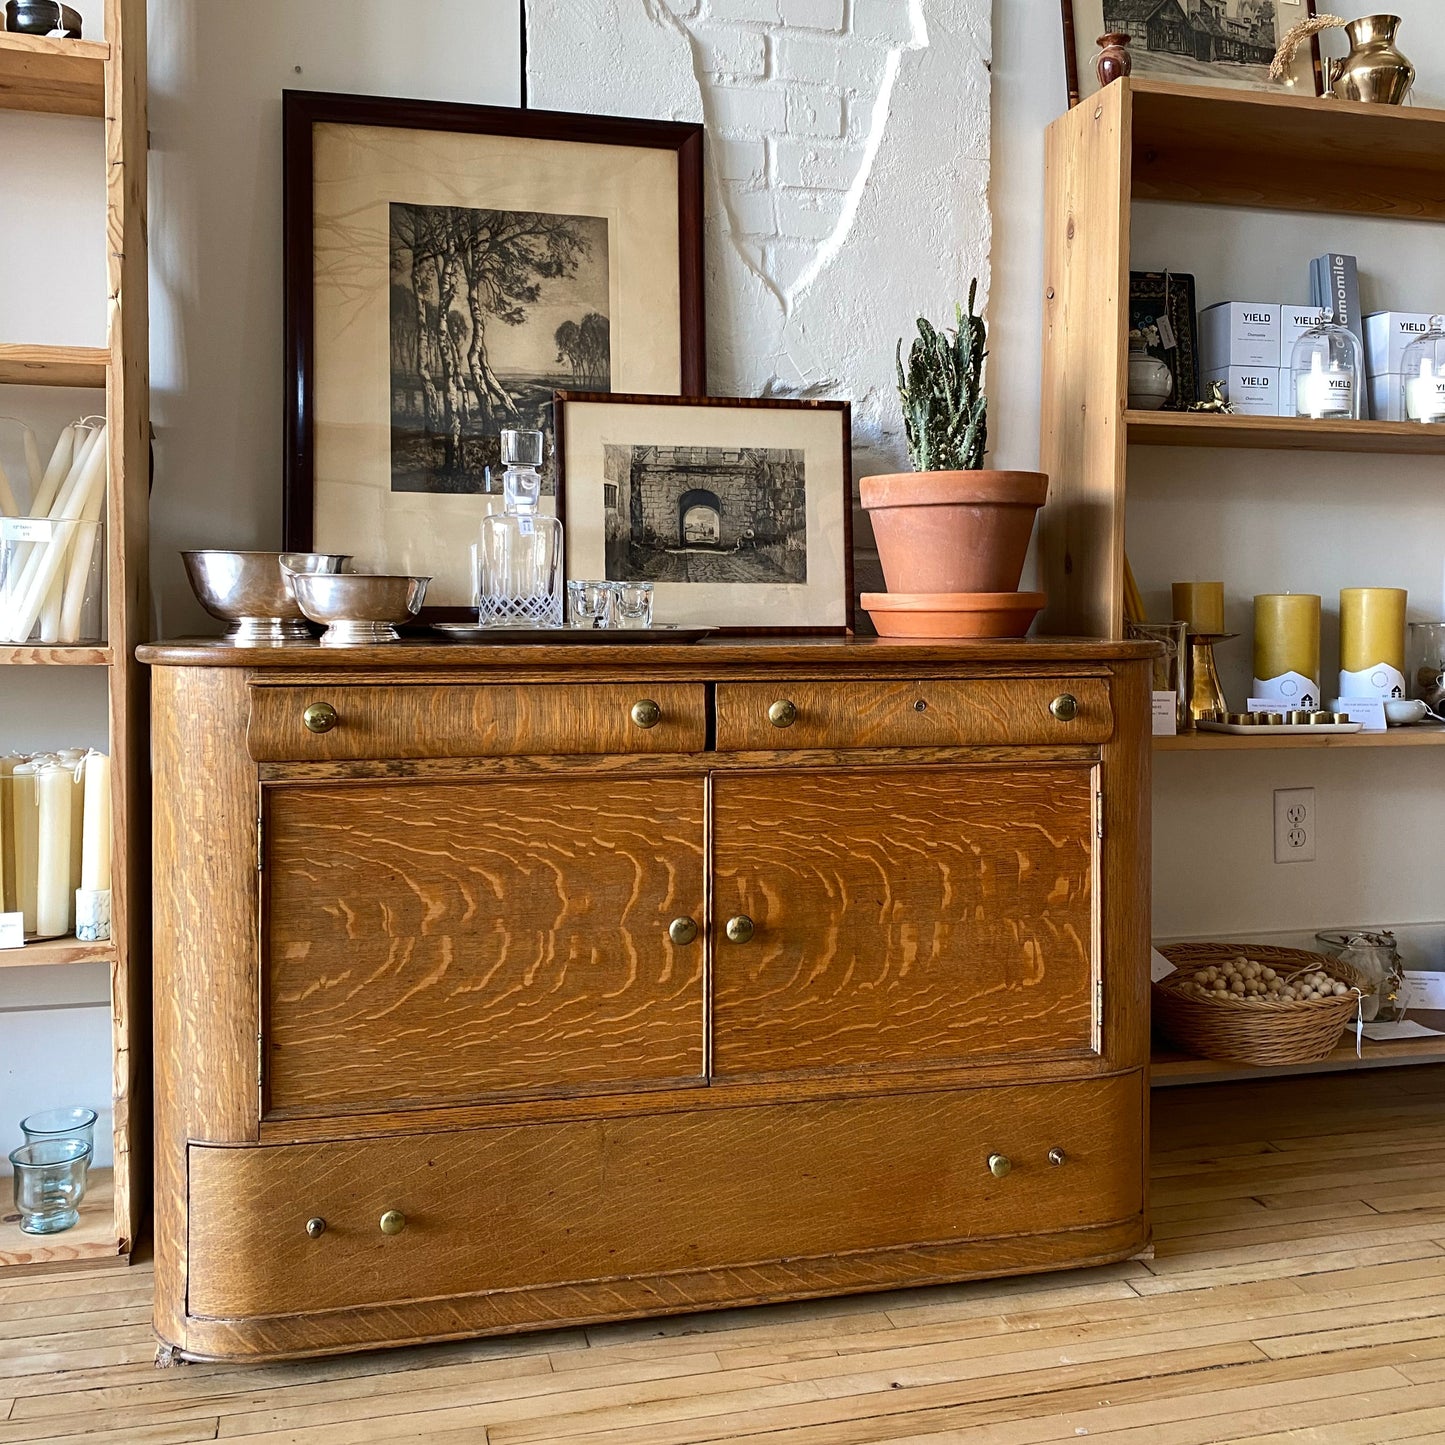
[1401,316,1445,423]
[476,430,564,628]
[1291,322,1363,420]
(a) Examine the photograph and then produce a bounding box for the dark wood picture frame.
[554,392,855,636]
[1061,0,1322,107]
[282,90,706,609]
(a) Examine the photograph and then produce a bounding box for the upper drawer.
[714,677,1113,751]
[247,683,707,761]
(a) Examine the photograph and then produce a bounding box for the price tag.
[0,913,24,950]
[1399,971,1445,1012]
[1156,313,1177,350]
[1151,692,1178,736]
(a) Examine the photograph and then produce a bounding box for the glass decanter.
[1291,321,1363,420]
[476,430,564,628]
[1402,316,1445,423]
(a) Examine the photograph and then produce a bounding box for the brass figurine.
[1189,381,1233,414]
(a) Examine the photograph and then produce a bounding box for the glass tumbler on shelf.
[567,579,617,629]
[1402,316,1445,423]
[20,1106,98,1153]
[8,1138,91,1235]
[475,429,564,628]
[1291,321,1364,420]
[1126,620,1188,731]
[615,580,655,629]
[0,517,105,645]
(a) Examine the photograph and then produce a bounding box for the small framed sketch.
[554,394,853,634]
[1061,0,1322,106]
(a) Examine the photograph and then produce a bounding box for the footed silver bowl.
[289,572,430,646]
[182,550,351,645]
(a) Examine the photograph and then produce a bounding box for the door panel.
[262,777,706,1114]
[712,765,1097,1076]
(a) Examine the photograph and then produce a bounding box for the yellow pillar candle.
[1171,581,1225,636]
[1253,594,1321,700]
[35,761,73,939]
[11,761,38,935]
[80,749,111,893]
[1340,587,1407,699]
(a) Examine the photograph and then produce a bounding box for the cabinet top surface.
[137,635,1157,672]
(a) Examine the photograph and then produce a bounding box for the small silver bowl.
[182,550,351,645]
[290,572,430,646]
[5,1,83,36]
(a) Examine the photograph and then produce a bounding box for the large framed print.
[283,91,705,611]
[555,394,853,635]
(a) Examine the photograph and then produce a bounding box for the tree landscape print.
[389,203,610,494]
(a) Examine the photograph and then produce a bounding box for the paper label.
[1250,672,1321,708]
[0,913,24,950]
[1339,664,1407,703]
[0,518,53,543]
[1399,971,1445,1012]
[1156,313,1177,350]
[1363,1020,1445,1042]
[1150,948,1177,983]
[1151,692,1178,736]
[1331,696,1387,731]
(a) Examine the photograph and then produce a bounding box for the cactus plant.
[895,279,988,473]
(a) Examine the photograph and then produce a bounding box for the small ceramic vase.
[1095,32,1133,88]
[1328,14,1414,105]
[1128,346,1173,411]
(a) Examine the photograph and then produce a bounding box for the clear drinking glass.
[476,430,564,628]
[20,1105,98,1152]
[567,579,616,629]
[1126,620,1188,730]
[615,581,655,630]
[9,1138,90,1234]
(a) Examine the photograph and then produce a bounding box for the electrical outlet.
[1274,787,1316,864]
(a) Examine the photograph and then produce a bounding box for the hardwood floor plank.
[1129,1240,1445,1295]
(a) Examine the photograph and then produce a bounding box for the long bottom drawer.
[188,1074,1143,1321]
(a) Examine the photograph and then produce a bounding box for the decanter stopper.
[501,429,543,514]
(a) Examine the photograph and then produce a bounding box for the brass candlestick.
[1186,632,1235,727]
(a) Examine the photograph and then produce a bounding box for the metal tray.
[427,623,717,644]
[1195,720,1364,736]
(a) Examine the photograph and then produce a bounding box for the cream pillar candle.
[35,762,72,938]
[1171,581,1225,636]
[1340,587,1408,700]
[12,761,39,934]
[80,749,111,893]
[1253,594,1321,705]
[62,751,85,896]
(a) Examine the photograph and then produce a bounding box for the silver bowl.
[182,550,351,645]
[290,572,430,646]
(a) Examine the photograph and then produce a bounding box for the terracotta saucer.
[861,590,1046,640]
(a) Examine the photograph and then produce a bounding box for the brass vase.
[1327,14,1414,105]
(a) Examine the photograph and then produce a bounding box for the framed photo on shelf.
[282,90,706,611]
[1061,0,1323,107]
[554,393,854,634]
[1129,270,1200,411]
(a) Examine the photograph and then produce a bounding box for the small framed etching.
[554,394,853,634]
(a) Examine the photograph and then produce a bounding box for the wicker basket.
[1153,943,1368,1066]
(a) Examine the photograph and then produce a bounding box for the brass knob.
[768,699,798,729]
[1048,1147,1067,1166]
[304,1217,326,1239]
[725,914,755,944]
[303,701,338,733]
[987,1153,1012,1179]
[379,1209,406,1236]
[631,699,662,729]
[1049,693,1079,722]
[668,917,698,946]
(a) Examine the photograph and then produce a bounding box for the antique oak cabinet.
[139,637,1156,1361]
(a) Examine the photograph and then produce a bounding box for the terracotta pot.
[859,470,1048,596]
[861,591,1046,640]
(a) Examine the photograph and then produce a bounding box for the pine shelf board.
[0,32,108,117]
[0,644,111,665]
[1127,77,1445,220]
[1155,724,1445,752]
[1126,410,1445,455]
[0,343,108,388]
[0,935,117,968]
[0,1168,122,1271]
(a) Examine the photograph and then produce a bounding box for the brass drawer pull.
[725,915,755,945]
[631,699,662,729]
[304,1217,327,1239]
[379,1210,406,1236]
[987,1153,1012,1179]
[1049,693,1079,722]
[303,701,338,733]
[1048,1147,1067,1166]
[668,917,699,946]
[768,699,798,729]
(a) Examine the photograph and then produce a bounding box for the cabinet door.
[262,777,705,1114]
[712,765,1097,1077]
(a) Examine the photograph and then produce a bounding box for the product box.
[1364,312,1436,377]
[1200,301,1281,370]
[1368,373,1408,422]
[1204,366,1281,417]
[1280,306,1331,360]
[1310,253,1363,351]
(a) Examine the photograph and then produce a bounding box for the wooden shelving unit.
[1039,78,1445,1081]
[0,2,148,1273]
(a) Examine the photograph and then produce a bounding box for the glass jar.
[1315,929,1404,1022]
[1408,621,1445,710]
[1291,322,1363,420]
[476,430,564,629]
[1402,316,1445,423]
[8,1138,91,1234]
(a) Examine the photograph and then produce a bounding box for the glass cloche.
[1402,315,1445,423]
[1291,320,1363,420]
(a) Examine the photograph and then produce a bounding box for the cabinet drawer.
[188,1074,1142,1319]
[247,682,707,761]
[715,677,1112,751]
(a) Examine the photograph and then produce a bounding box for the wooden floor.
[4,1066,1445,1443]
